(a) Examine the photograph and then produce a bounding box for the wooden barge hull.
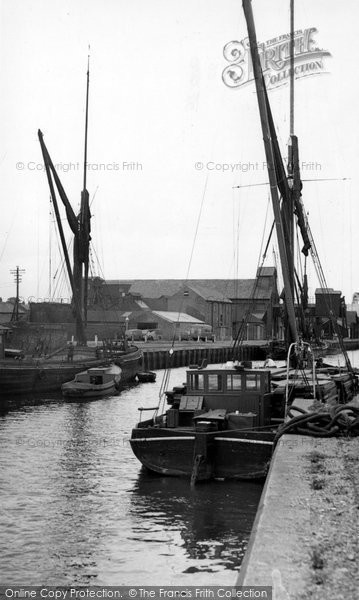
[116,348,143,385]
[0,361,104,395]
[130,427,274,481]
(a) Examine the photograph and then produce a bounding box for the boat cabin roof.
[186,365,270,395]
[87,364,120,376]
[87,367,110,375]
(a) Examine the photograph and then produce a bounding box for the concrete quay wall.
[237,433,359,599]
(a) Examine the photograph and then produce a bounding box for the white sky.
[0,0,358,304]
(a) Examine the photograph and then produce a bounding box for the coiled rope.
[273,404,359,448]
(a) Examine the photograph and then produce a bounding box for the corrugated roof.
[108,277,275,300]
[152,311,205,324]
[107,280,182,298]
[186,283,231,302]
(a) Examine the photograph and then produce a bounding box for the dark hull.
[269,340,329,360]
[0,348,142,396]
[115,348,143,387]
[62,382,118,398]
[130,427,274,481]
[136,371,156,383]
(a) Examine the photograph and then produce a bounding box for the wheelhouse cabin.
[164,365,272,430]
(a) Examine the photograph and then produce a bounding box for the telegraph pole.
[10,266,25,322]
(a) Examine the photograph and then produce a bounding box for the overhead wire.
[156,173,210,405]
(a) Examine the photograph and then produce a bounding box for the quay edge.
[139,341,268,370]
[237,428,359,599]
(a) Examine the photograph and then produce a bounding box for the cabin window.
[227,374,242,390]
[190,373,204,391]
[245,373,260,390]
[208,374,223,391]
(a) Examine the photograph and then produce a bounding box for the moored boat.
[0,342,142,397]
[130,0,358,482]
[136,371,157,383]
[0,58,142,397]
[130,352,356,483]
[131,362,275,482]
[62,363,122,398]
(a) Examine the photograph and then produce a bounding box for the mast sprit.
[38,129,87,344]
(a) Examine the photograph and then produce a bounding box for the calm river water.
[0,366,263,586]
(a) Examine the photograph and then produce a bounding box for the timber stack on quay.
[137,341,268,370]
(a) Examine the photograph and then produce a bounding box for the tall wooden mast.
[77,52,91,329]
[242,0,298,344]
[289,0,295,138]
[83,52,90,192]
[287,1,310,330]
[38,57,92,344]
[284,0,295,303]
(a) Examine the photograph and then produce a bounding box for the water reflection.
[0,391,64,415]
[130,469,262,574]
[0,367,265,586]
[50,403,106,584]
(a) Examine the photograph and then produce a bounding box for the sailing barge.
[130,354,355,482]
[0,60,142,397]
[0,343,142,396]
[130,0,358,481]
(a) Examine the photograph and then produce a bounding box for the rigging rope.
[157,174,209,405]
[297,196,354,378]
[231,195,273,359]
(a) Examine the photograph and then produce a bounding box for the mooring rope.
[273,404,359,448]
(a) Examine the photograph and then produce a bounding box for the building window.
[190,373,204,391]
[208,374,223,391]
[227,374,242,390]
[245,374,260,390]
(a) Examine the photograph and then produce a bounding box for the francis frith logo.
[222,27,331,90]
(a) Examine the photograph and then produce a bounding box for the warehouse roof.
[152,311,205,324]
[105,276,276,300]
